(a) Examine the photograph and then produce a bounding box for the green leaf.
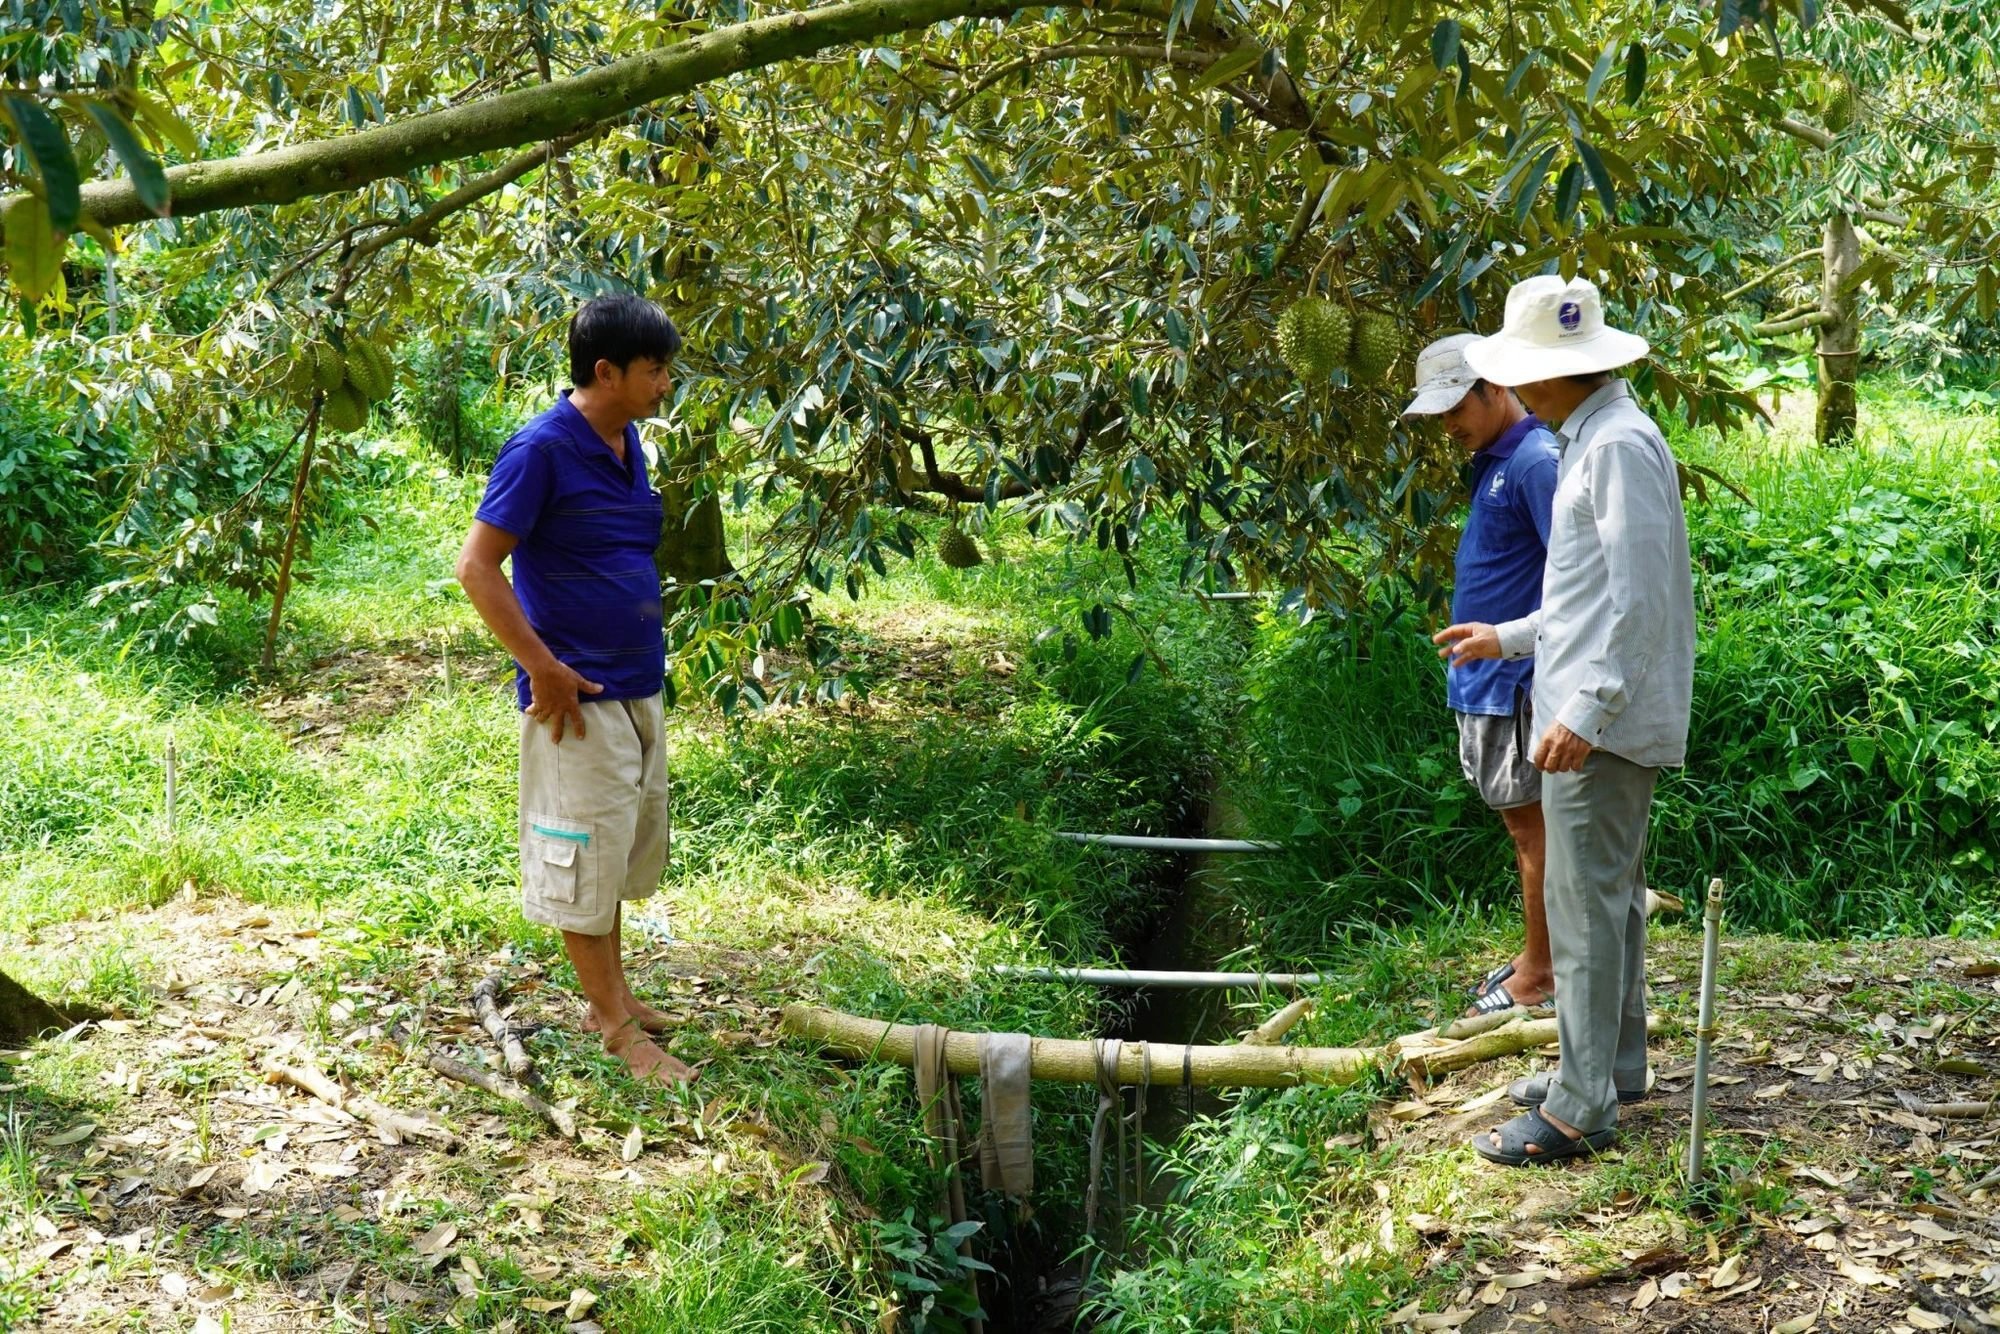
[1623,41,1648,105]
[1430,19,1461,71]
[1573,138,1618,216]
[1554,161,1584,225]
[126,91,198,157]
[3,96,80,231]
[82,102,170,217]
[1512,144,1559,225]
[1584,44,1617,107]
[3,195,62,302]
[1193,44,1266,92]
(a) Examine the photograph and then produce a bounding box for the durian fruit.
[1350,312,1403,383]
[1275,298,1353,382]
[309,340,346,393]
[344,338,393,402]
[282,350,318,406]
[321,382,369,434]
[1823,78,1856,132]
[937,525,983,570]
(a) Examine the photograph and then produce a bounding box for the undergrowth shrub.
[1230,391,2000,943]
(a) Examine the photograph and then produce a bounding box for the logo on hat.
[1558,301,1583,334]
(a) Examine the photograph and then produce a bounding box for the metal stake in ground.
[1685,877,1726,1191]
[164,728,178,838]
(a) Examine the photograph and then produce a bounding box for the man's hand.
[527,660,604,744]
[1532,722,1592,773]
[1432,622,1502,669]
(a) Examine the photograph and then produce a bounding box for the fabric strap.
[976,1032,1034,1198]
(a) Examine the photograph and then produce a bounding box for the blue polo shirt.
[474,393,666,711]
[1450,415,1559,716]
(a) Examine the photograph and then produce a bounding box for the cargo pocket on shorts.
[524,815,594,913]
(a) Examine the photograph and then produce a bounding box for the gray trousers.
[1541,750,1660,1134]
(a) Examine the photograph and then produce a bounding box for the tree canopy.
[0,0,1975,701]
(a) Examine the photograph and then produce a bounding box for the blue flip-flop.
[1473,1106,1616,1167]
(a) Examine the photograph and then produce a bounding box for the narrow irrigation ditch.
[976,772,1292,1330]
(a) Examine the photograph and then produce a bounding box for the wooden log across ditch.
[780,1004,1659,1090]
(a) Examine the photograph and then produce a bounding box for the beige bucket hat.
[1462,276,1648,387]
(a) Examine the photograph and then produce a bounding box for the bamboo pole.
[780,1003,1629,1091]
[784,1004,1379,1088]
[1243,998,1314,1046]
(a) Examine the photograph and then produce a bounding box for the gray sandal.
[1472,1106,1616,1167]
[1510,1074,1648,1108]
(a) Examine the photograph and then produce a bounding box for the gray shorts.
[1456,702,1541,811]
[519,694,671,936]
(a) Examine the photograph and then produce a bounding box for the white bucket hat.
[1402,333,1483,417]
[1462,276,1649,387]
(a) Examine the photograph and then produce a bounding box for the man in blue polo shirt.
[455,294,692,1085]
[1404,334,1560,1017]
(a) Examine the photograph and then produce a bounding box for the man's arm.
[456,520,602,742]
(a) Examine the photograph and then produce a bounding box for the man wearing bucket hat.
[1431,276,1695,1166]
[1404,335,1561,1018]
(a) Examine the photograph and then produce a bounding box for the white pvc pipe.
[1685,878,1726,1188]
[1057,832,1283,853]
[993,966,1323,990]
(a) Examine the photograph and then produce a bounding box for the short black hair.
[1562,371,1613,389]
[568,294,682,387]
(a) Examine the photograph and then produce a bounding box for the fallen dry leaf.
[565,1288,598,1321]
[1412,1310,1474,1331]
[1904,1219,1965,1243]
[1632,1278,1660,1310]
[1712,1254,1744,1288]
[1837,1257,1893,1288]
[1772,1315,1817,1334]
[1906,1307,1953,1331]
[44,1122,97,1147]
[621,1125,644,1163]
[414,1222,458,1259]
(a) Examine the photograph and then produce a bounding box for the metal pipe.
[993,966,1323,990]
[1685,877,1726,1189]
[1057,832,1283,853]
[1185,590,1267,602]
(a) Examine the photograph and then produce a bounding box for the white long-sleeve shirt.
[1494,380,1694,768]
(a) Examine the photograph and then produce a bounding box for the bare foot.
[583,997,674,1036]
[598,1015,698,1085]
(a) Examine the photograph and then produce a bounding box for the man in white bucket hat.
[1432,275,1695,1167]
[1404,335,1560,1018]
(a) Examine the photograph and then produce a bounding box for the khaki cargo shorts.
[519,693,670,937]
[1454,699,1541,812]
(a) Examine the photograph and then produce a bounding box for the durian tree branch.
[268,122,612,298]
[1718,249,1823,303]
[1753,308,1833,335]
[2,0,1189,237]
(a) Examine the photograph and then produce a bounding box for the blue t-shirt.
[474,393,666,710]
[1449,415,1559,716]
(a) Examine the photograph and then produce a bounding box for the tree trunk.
[1816,211,1861,446]
[655,483,736,607]
[8,0,1189,234]
[0,968,76,1048]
